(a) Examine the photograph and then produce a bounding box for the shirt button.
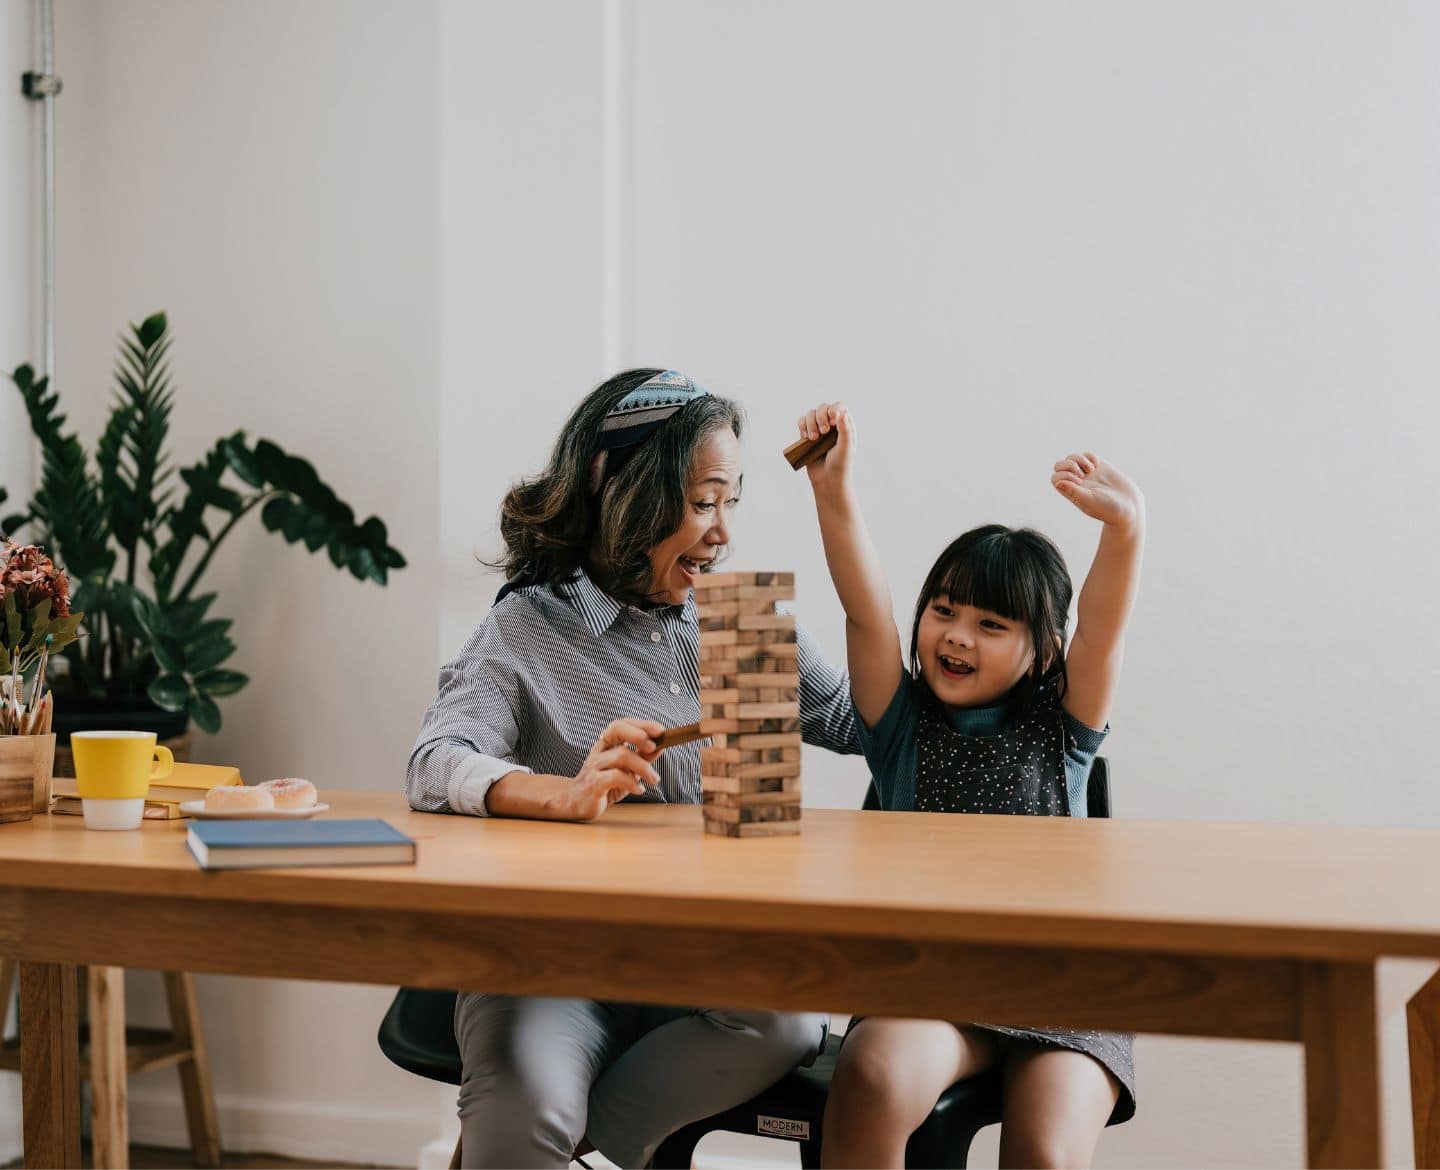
[651,632,662,643]
[670,682,681,695]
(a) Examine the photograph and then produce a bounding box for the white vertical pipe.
[600,0,623,374]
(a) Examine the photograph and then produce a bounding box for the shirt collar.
[566,566,698,638]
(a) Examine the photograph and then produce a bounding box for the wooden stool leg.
[0,958,17,1033]
[1409,968,1440,1168]
[88,965,129,1170]
[162,971,222,1168]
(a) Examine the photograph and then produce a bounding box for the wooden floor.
[3,1144,397,1170]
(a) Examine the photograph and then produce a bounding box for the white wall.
[0,3,36,1155]
[6,1,1439,1167]
[27,0,447,1164]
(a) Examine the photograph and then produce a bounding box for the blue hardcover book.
[186,818,416,870]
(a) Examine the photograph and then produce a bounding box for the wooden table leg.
[89,965,129,1170]
[1409,967,1440,1168]
[19,961,81,1170]
[1302,960,1384,1168]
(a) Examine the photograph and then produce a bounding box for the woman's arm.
[801,403,903,729]
[407,621,663,820]
[1052,452,1145,731]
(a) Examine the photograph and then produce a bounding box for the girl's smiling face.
[917,596,1036,709]
[645,428,742,605]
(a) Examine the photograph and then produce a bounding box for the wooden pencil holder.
[0,733,56,823]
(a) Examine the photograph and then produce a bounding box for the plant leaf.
[152,635,186,674]
[194,668,248,696]
[186,690,221,734]
[147,672,189,710]
[261,496,292,533]
[185,636,235,675]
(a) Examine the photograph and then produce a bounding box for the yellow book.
[52,761,243,803]
[50,796,190,820]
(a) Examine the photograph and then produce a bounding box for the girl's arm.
[801,403,904,728]
[1052,452,1145,731]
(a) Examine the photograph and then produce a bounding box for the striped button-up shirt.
[407,569,861,815]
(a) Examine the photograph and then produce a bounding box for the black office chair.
[379,760,1112,1170]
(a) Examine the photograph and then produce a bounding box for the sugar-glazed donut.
[259,777,318,809]
[205,785,275,811]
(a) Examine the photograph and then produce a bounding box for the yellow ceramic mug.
[71,730,174,799]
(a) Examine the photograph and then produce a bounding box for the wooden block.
[736,613,796,632]
[703,789,803,808]
[695,570,794,588]
[736,629,798,646]
[698,600,742,617]
[740,642,799,662]
[731,732,804,750]
[699,689,741,706]
[737,584,795,603]
[699,631,740,651]
[702,801,802,824]
[699,616,736,632]
[703,817,802,838]
[653,722,703,750]
[738,687,798,703]
[698,717,741,737]
[701,774,802,795]
[732,673,799,688]
[700,745,800,765]
[722,702,801,720]
[783,430,838,470]
[699,759,801,780]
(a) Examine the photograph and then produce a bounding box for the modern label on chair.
[757,1115,810,1140]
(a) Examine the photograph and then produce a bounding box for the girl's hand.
[798,402,856,494]
[1052,452,1144,534]
[559,718,666,821]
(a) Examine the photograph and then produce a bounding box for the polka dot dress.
[914,690,1137,1124]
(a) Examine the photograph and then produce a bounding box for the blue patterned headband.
[590,370,710,492]
[597,370,710,452]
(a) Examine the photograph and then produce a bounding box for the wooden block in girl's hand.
[784,430,838,470]
[702,773,801,795]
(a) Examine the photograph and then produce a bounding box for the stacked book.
[51,761,242,819]
[694,571,802,837]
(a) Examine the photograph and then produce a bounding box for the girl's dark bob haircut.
[494,369,744,606]
[908,524,1073,716]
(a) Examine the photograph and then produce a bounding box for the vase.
[0,732,56,823]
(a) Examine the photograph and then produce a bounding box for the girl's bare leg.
[997,1047,1120,1169]
[821,1019,998,1169]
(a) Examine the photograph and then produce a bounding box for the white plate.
[179,800,330,820]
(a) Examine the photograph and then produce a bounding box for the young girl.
[799,401,1145,1170]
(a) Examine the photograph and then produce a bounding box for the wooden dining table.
[3,789,1440,1168]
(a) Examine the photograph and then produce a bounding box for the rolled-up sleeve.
[406,620,532,816]
[795,620,862,755]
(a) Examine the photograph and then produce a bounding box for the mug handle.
[150,744,175,782]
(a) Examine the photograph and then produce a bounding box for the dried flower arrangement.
[0,539,83,735]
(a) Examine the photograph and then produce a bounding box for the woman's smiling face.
[645,428,742,605]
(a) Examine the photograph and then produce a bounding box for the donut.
[205,785,275,811]
[259,777,318,809]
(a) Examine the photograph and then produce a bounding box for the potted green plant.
[2,311,405,748]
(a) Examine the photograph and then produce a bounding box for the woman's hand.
[798,402,856,496]
[555,718,666,822]
[1052,452,1144,535]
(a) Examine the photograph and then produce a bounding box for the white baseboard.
[128,1086,437,1168]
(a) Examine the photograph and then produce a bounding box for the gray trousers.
[454,992,826,1169]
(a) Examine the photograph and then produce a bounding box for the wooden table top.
[3,791,1439,961]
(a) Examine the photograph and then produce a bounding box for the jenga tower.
[693,571,802,837]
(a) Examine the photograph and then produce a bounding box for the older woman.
[407,369,859,1168]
